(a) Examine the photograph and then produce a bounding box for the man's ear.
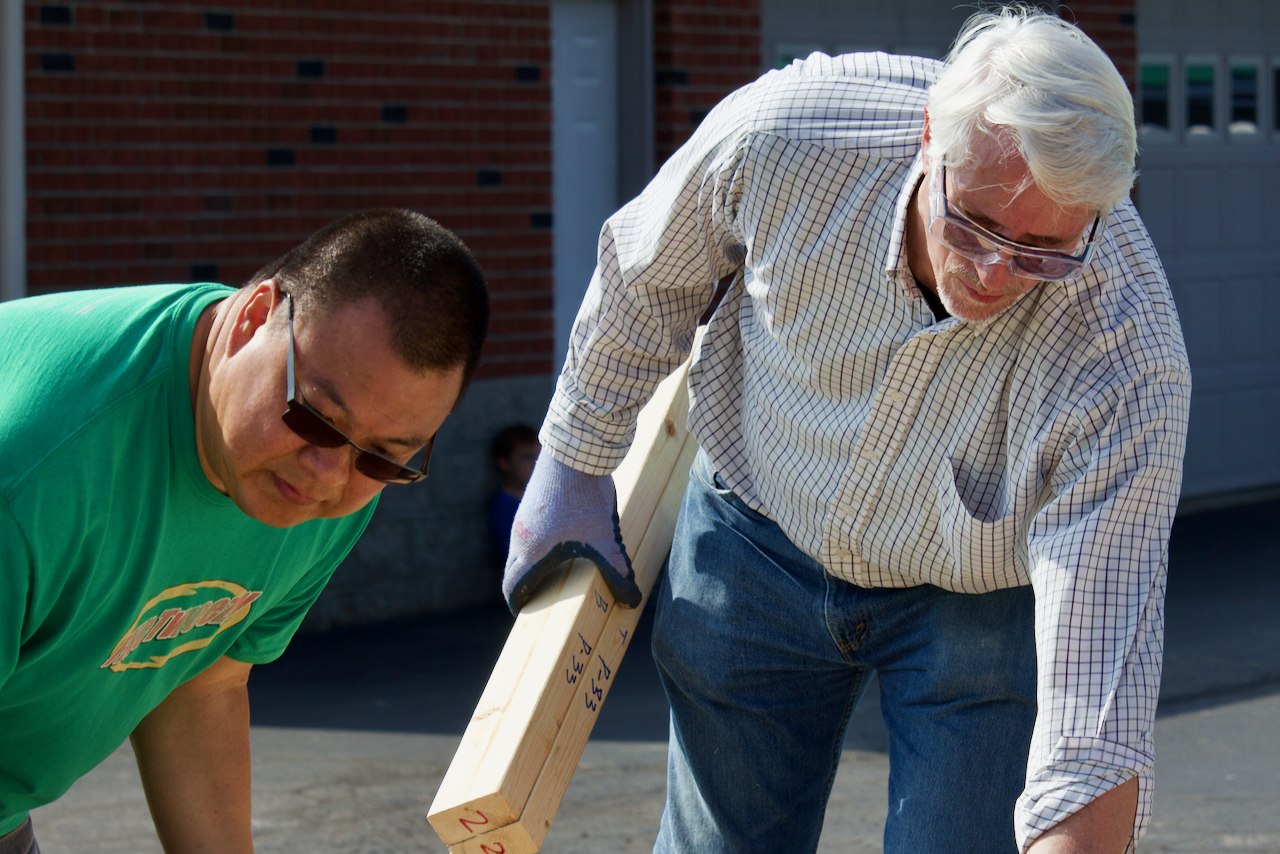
[921,105,932,163]
[226,279,282,356]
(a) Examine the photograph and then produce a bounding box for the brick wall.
[24,0,554,381]
[1058,0,1137,94]
[653,0,760,166]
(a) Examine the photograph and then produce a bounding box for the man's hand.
[502,453,642,614]
[1028,777,1138,854]
[130,655,255,854]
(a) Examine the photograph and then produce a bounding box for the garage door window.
[1186,64,1215,134]
[1229,65,1258,135]
[1141,63,1170,131]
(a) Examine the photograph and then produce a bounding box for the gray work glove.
[502,454,642,615]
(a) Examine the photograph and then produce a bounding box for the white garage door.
[762,0,972,68]
[764,0,1280,499]
[1137,0,1280,497]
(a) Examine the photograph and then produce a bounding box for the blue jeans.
[651,449,1036,854]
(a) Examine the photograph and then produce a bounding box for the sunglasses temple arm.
[421,433,437,477]
[285,294,297,400]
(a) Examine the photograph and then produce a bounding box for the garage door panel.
[1181,387,1223,489]
[1223,0,1264,33]
[1136,165,1177,257]
[1182,383,1280,493]
[1221,271,1270,361]
[1229,385,1280,476]
[1170,274,1223,369]
[1269,163,1280,228]
[1181,167,1222,252]
[1173,0,1219,33]
[1225,165,1265,249]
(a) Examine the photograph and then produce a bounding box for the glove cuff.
[527,452,616,512]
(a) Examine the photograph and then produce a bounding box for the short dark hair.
[249,210,490,404]
[492,423,540,460]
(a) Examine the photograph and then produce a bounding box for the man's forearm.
[130,655,255,854]
[1027,777,1138,854]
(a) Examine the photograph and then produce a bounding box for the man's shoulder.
[0,284,230,369]
[726,52,939,159]
[764,51,944,93]
[1076,201,1189,377]
[1027,202,1190,403]
[0,284,232,495]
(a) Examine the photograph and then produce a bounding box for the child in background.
[489,424,541,565]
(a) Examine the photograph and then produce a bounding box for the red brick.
[23,0,561,381]
[654,0,762,163]
[1059,1,1136,92]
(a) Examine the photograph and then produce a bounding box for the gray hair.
[925,7,1137,212]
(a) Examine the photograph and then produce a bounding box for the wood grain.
[429,338,699,848]
[449,432,697,854]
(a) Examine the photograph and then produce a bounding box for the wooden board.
[426,559,615,842]
[449,431,697,854]
[428,341,699,847]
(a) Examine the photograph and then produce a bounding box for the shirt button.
[858,448,878,462]
[887,390,906,404]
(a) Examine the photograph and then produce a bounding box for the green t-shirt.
[0,284,376,834]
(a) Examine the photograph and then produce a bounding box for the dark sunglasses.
[280,293,434,484]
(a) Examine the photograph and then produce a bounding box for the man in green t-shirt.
[0,209,489,853]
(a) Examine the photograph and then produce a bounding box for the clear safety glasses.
[928,162,1101,282]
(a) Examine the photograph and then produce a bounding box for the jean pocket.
[692,450,735,497]
[692,451,773,524]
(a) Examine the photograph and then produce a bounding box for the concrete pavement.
[29,498,1280,853]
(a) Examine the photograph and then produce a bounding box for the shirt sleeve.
[1017,366,1191,852]
[540,83,758,475]
[0,498,33,693]
[225,509,375,665]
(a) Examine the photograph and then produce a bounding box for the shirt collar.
[884,151,927,290]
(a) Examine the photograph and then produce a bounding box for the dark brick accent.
[297,60,325,79]
[40,54,74,73]
[309,127,338,145]
[204,12,234,31]
[39,6,71,26]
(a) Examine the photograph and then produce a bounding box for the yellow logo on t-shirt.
[100,580,263,672]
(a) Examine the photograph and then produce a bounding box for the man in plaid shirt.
[505,9,1189,853]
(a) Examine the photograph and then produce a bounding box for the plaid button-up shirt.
[542,51,1190,850]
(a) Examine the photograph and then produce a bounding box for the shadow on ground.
[248,597,675,742]
[1158,498,1280,715]
[249,498,1280,747]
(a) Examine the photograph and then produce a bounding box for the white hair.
[925,7,1137,212]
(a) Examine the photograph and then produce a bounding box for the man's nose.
[974,251,1016,292]
[301,442,353,488]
